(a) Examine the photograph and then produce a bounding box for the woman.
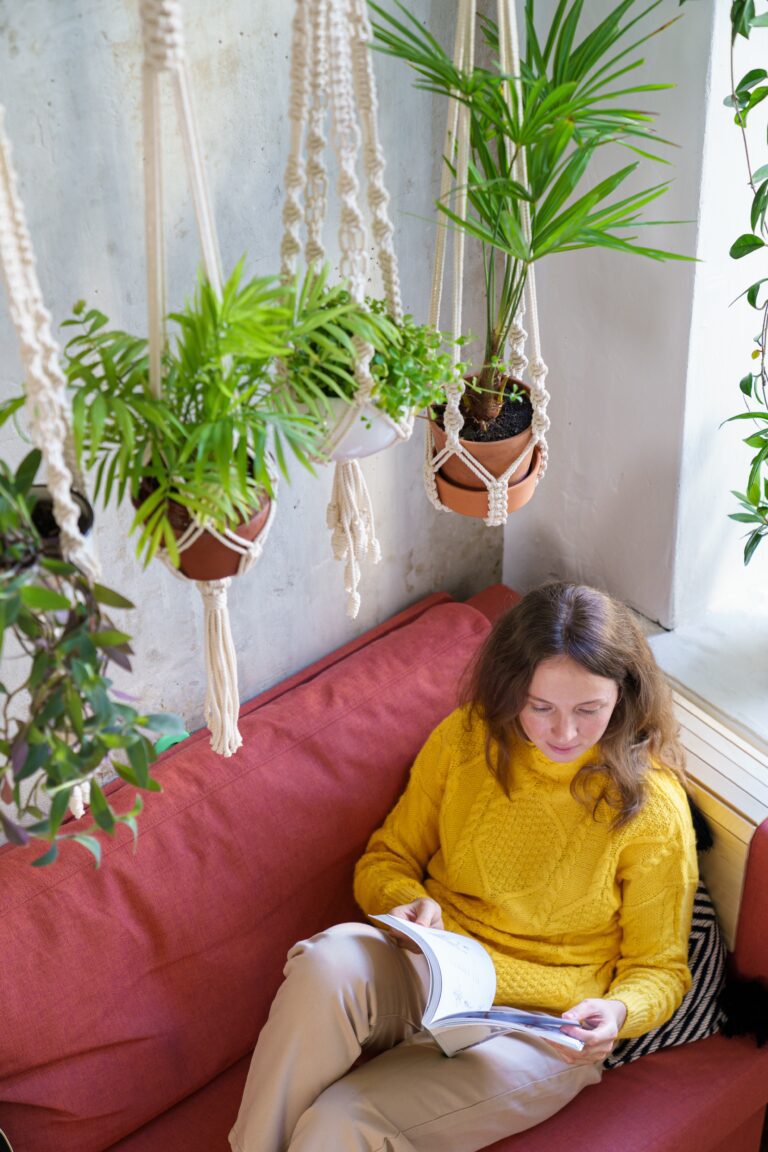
[230,582,698,1152]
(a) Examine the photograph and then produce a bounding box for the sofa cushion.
[485,1032,768,1152]
[0,598,491,1152]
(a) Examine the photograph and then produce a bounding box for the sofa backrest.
[0,597,491,1152]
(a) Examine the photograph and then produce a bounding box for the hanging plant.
[58,263,370,570]
[372,0,692,454]
[0,449,184,867]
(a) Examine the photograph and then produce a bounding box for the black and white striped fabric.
[605,879,726,1069]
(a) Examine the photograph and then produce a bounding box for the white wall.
[503,0,716,628]
[0,0,501,734]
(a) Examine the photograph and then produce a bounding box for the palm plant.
[57,263,395,568]
[372,0,691,431]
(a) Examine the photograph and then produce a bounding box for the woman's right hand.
[388,898,444,931]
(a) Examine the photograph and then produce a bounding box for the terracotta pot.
[173,496,272,582]
[135,477,272,582]
[434,444,542,519]
[322,397,399,461]
[430,391,533,489]
[28,486,95,557]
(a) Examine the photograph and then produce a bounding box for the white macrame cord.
[424,0,551,527]
[0,109,99,581]
[139,0,277,756]
[280,0,405,619]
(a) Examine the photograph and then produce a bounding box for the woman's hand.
[552,998,627,1065]
[384,898,444,949]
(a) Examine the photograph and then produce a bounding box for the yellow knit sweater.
[354,707,698,1039]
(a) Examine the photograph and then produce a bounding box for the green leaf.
[144,712,186,735]
[730,233,765,258]
[90,629,132,648]
[744,528,764,564]
[89,782,116,834]
[68,833,103,867]
[14,449,42,493]
[740,373,754,396]
[31,842,59,867]
[92,584,135,610]
[19,586,71,612]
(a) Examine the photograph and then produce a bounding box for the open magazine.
[371,913,585,1058]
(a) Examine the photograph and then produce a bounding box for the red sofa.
[1,584,767,1152]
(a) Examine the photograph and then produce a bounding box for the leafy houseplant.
[60,263,356,571]
[372,0,691,442]
[0,449,183,867]
[57,262,456,570]
[285,288,465,427]
[717,0,768,563]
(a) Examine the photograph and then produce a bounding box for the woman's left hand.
[551,998,628,1065]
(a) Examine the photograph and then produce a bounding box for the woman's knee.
[285,921,393,987]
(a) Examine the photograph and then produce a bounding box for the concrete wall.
[0,0,501,735]
[503,0,717,628]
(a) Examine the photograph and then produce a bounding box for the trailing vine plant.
[722,0,768,562]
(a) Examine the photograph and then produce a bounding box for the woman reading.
[230,582,698,1152]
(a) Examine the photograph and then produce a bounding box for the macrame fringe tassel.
[327,460,381,620]
[198,578,242,757]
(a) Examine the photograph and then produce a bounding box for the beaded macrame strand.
[280,0,406,619]
[0,108,102,821]
[139,0,277,756]
[0,110,98,582]
[424,0,550,527]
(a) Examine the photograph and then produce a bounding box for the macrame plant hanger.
[280,0,406,619]
[139,0,277,756]
[425,0,550,527]
[0,107,100,818]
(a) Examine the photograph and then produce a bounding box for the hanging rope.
[280,0,405,618]
[139,0,275,756]
[0,108,99,581]
[424,0,550,525]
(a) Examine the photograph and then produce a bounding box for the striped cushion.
[605,879,726,1069]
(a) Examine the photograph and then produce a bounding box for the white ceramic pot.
[322,397,399,462]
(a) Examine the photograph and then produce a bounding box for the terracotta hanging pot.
[429,378,540,519]
[171,497,272,580]
[135,479,272,582]
[170,496,273,582]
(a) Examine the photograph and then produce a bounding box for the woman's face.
[519,655,620,762]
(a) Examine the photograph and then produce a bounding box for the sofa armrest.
[734,817,768,983]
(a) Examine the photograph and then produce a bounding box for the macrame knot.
[486,478,509,528]
[197,577,242,758]
[140,0,185,72]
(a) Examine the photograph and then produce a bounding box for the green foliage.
[283,280,463,423]
[57,262,348,568]
[0,450,184,866]
[701,0,768,562]
[371,0,691,423]
[21,261,461,568]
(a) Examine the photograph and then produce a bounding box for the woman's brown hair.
[463,582,686,825]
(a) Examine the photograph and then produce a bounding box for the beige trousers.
[229,923,602,1152]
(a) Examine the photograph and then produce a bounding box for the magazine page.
[425,1014,584,1058]
[370,914,496,1024]
[431,1008,585,1056]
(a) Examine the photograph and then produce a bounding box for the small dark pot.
[28,487,95,558]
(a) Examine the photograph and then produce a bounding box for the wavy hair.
[463,582,686,825]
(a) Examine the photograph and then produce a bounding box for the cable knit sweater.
[354,707,698,1039]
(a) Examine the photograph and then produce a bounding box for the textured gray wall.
[0,0,502,733]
